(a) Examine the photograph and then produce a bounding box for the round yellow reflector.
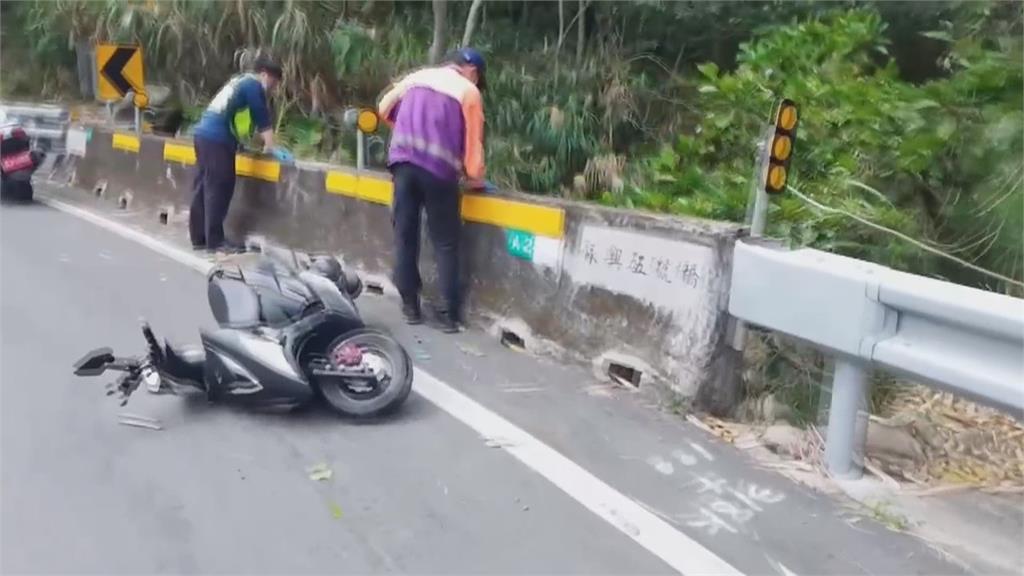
[767,165,787,191]
[133,92,150,109]
[772,135,792,161]
[777,104,797,131]
[357,109,379,134]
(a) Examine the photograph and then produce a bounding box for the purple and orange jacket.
[378,66,484,183]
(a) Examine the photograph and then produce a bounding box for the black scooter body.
[173,257,363,410]
[74,249,412,418]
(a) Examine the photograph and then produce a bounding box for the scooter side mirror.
[73,348,116,376]
[341,270,363,299]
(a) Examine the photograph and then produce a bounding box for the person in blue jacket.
[189,54,281,253]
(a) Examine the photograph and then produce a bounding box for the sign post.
[95,43,146,133]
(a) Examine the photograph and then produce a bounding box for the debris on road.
[457,343,485,358]
[117,413,163,430]
[484,437,515,449]
[307,463,333,481]
[329,501,343,519]
[502,386,543,394]
[584,384,613,398]
[761,424,805,458]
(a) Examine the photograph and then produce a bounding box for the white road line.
[41,196,744,576]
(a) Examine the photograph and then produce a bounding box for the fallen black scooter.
[73,249,413,418]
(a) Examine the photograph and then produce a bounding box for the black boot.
[401,297,423,325]
[436,309,461,334]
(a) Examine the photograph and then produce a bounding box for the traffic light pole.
[748,123,775,237]
[731,123,776,350]
[357,131,366,171]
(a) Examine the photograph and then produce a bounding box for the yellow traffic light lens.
[778,104,797,131]
[357,109,379,134]
[772,135,792,161]
[767,165,787,191]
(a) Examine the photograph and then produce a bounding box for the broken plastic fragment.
[307,463,333,481]
[329,502,343,519]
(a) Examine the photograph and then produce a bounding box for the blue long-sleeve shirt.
[193,75,271,147]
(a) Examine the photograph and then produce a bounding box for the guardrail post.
[825,357,871,479]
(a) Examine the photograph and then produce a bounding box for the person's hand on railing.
[463,178,497,194]
[270,147,294,164]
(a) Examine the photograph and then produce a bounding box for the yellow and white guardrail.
[110,132,566,240]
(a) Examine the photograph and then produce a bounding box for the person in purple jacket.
[377,48,487,333]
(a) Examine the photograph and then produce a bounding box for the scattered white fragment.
[307,463,333,481]
[502,386,543,393]
[117,413,162,430]
[646,455,675,476]
[484,437,515,449]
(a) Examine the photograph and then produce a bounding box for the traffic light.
[343,107,381,134]
[765,99,798,195]
[356,109,380,134]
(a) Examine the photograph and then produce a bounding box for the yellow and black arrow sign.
[95,43,145,101]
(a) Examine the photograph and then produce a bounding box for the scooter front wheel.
[316,328,412,418]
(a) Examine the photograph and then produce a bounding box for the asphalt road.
[1,197,966,575]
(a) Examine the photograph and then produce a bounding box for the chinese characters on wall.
[582,240,702,289]
[568,225,714,312]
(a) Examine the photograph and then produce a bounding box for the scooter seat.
[208,274,261,329]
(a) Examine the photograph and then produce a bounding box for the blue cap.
[450,47,487,91]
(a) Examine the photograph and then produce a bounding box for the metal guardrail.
[0,101,71,154]
[728,239,1024,478]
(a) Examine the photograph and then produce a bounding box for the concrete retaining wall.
[59,126,746,413]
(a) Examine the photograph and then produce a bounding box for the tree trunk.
[428,0,448,64]
[557,0,565,53]
[576,0,588,63]
[555,0,565,80]
[461,0,485,47]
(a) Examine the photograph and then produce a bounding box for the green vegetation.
[3,0,1017,294]
[2,0,1019,419]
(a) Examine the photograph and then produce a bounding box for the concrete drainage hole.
[158,209,169,225]
[93,181,107,197]
[500,329,526,351]
[365,282,384,296]
[117,196,129,210]
[608,362,642,388]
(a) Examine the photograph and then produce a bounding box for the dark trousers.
[189,136,237,249]
[391,162,461,316]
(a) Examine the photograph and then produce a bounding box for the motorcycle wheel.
[317,328,412,418]
[0,176,33,203]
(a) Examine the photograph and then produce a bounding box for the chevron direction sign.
[95,44,145,102]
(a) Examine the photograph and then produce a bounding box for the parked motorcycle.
[0,117,45,202]
[72,248,413,418]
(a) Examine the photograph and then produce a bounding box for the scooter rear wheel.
[317,328,412,418]
[0,177,33,203]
